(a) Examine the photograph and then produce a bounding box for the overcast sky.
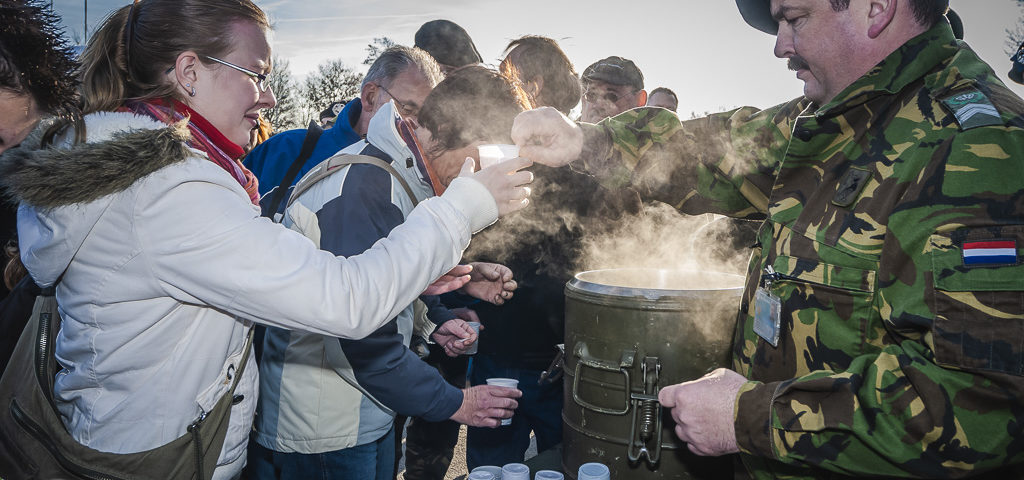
[53,0,1024,118]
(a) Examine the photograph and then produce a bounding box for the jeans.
[246,425,395,480]
[466,354,563,471]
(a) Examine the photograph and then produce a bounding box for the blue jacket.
[254,103,463,454]
[243,98,364,198]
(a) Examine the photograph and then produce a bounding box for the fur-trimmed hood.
[4,111,200,286]
[0,111,193,209]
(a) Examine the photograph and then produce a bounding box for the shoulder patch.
[940,88,1003,130]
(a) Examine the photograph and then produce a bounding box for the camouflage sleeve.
[570,99,807,219]
[734,125,1024,477]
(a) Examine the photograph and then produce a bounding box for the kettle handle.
[571,341,635,415]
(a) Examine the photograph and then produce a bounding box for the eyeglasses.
[203,55,272,92]
[378,84,420,118]
[583,88,637,105]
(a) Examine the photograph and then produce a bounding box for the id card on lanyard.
[753,265,782,347]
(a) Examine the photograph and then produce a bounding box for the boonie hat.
[582,56,644,91]
[734,0,961,39]
[414,19,483,68]
[735,0,780,35]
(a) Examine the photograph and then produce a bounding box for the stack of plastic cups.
[577,462,610,480]
[471,464,503,478]
[468,471,496,480]
[501,462,530,480]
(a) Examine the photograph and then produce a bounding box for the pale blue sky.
[54,0,1023,117]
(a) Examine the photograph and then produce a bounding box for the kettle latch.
[628,356,662,466]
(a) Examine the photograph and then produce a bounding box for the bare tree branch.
[300,58,363,123]
[262,55,304,132]
[363,37,396,65]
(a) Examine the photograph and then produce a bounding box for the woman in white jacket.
[0,0,531,478]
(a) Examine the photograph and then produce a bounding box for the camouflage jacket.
[572,22,1024,479]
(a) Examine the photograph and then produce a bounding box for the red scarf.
[121,99,260,205]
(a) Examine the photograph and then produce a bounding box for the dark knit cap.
[414,19,483,68]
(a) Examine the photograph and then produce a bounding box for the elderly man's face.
[373,66,435,123]
[581,79,644,123]
[771,0,862,105]
[0,89,40,155]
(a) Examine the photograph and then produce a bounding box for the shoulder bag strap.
[262,120,324,219]
[227,327,255,394]
[188,325,254,480]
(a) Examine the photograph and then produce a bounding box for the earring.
[186,83,196,97]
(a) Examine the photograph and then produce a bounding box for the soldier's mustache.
[788,56,810,71]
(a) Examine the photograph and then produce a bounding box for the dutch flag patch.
[962,240,1018,266]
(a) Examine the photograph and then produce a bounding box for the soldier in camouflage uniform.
[510,0,1024,478]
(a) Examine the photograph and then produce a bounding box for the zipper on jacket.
[764,263,870,292]
[762,265,782,289]
[35,310,54,404]
[187,410,208,480]
[10,399,124,480]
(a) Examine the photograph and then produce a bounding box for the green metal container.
[562,268,743,479]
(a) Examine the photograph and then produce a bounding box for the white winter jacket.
[4,111,498,478]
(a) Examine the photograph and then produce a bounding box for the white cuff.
[440,177,499,234]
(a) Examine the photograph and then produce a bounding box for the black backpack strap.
[261,120,324,219]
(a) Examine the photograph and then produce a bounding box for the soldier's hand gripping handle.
[658,367,746,457]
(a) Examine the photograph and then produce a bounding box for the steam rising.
[571,202,754,347]
[465,166,760,374]
[467,167,756,286]
[579,202,752,278]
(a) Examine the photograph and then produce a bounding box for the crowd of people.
[0,0,1022,479]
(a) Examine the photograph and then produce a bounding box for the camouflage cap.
[582,56,644,91]
[734,0,960,39]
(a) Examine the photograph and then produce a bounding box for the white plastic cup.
[577,462,610,480]
[471,465,503,480]
[477,144,520,169]
[485,377,519,426]
[468,471,496,480]
[462,321,481,355]
[535,470,563,480]
[500,462,530,480]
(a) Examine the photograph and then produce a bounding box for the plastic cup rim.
[535,470,563,479]
[478,143,519,154]
[486,377,519,386]
[501,462,528,471]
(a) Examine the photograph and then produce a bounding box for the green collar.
[816,22,958,116]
